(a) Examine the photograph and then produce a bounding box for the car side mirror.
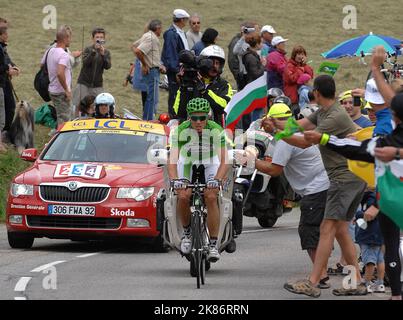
[20,148,38,162]
[149,149,169,166]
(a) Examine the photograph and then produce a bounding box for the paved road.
[0,209,389,300]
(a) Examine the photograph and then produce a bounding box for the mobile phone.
[353,96,361,107]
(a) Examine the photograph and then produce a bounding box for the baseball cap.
[271,36,288,47]
[173,9,190,19]
[365,78,385,105]
[261,25,276,34]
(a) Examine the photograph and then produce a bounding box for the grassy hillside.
[1,0,402,220]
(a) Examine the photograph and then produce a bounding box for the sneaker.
[284,279,321,298]
[371,284,386,293]
[207,246,220,263]
[180,234,192,255]
[332,283,368,296]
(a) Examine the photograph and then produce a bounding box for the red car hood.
[21,161,164,187]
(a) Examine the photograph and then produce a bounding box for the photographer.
[173,45,233,125]
[73,27,111,117]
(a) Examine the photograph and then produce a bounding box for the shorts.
[324,179,366,221]
[50,92,72,125]
[177,155,219,183]
[298,190,327,250]
[360,244,384,266]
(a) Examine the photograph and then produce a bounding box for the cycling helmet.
[267,103,292,119]
[186,97,211,114]
[95,92,115,118]
[272,95,292,107]
[267,88,284,99]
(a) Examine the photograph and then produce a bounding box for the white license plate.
[48,205,96,216]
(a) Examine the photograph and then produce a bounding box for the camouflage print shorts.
[50,93,72,125]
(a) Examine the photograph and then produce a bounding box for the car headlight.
[117,187,155,201]
[11,184,34,197]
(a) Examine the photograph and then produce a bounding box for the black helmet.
[272,95,292,107]
[267,88,284,99]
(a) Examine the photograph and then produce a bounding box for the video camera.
[242,27,256,34]
[178,50,214,92]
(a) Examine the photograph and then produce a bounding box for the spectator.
[338,90,372,128]
[260,25,276,57]
[72,27,111,117]
[161,8,190,118]
[0,20,20,135]
[266,36,288,91]
[192,28,218,56]
[232,21,259,91]
[133,19,165,121]
[49,25,82,70]
[243,32,265,122]
[41,26,73,126]
[186,14,202,49]
[283,45,313,116]
[364,103,377,124]
[355,193,385,293]
[245,102,331,289]
[299,90,319,119]
[78,95,95,119]
[0,26,13,152]
[274,75,367,297]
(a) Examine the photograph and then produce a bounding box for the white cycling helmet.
[95,92,115,107]
[200,45,226,63]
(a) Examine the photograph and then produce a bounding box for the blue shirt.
[192,41,205,56]
[354,115,373,128]
[373,108,393,136]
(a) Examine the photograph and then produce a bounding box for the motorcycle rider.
[173,45,233,125]
[168,97,230,262]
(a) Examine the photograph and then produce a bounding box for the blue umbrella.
[322,32,402,59]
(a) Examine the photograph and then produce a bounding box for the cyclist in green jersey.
[168,97,230,262]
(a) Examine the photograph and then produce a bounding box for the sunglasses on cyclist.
[190,115,208,122]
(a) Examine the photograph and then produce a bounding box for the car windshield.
[42,130,166,163]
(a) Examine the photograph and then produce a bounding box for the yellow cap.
[364,102,373,110]
[338,90,352,102]
[268,103,292,118]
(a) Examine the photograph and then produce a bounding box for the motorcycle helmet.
[95,92,115,118]
[272,95,292,107]
[267,103,292,119]
[199,45,225,74]
[186,97,211,114]
[267,88,284,99]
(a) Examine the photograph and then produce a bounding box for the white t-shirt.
[272,137,329,196]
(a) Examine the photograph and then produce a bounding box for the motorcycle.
[232,127,295,233]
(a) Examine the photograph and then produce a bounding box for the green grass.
[1,0,402,220]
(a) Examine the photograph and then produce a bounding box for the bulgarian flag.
[376,159,403,229]
[225,74,267,132]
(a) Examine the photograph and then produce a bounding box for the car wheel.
[8,232,34,249]
[257,216,278,228]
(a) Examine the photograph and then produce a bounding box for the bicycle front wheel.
[191,211,202,289]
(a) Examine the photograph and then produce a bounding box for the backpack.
[34,48,52,102]
[34,103,57,129]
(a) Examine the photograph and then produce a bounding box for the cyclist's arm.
[215,147,230,181]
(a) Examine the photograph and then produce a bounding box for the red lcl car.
[6,118,169,251]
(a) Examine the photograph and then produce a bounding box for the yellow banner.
[61,119,165,135]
